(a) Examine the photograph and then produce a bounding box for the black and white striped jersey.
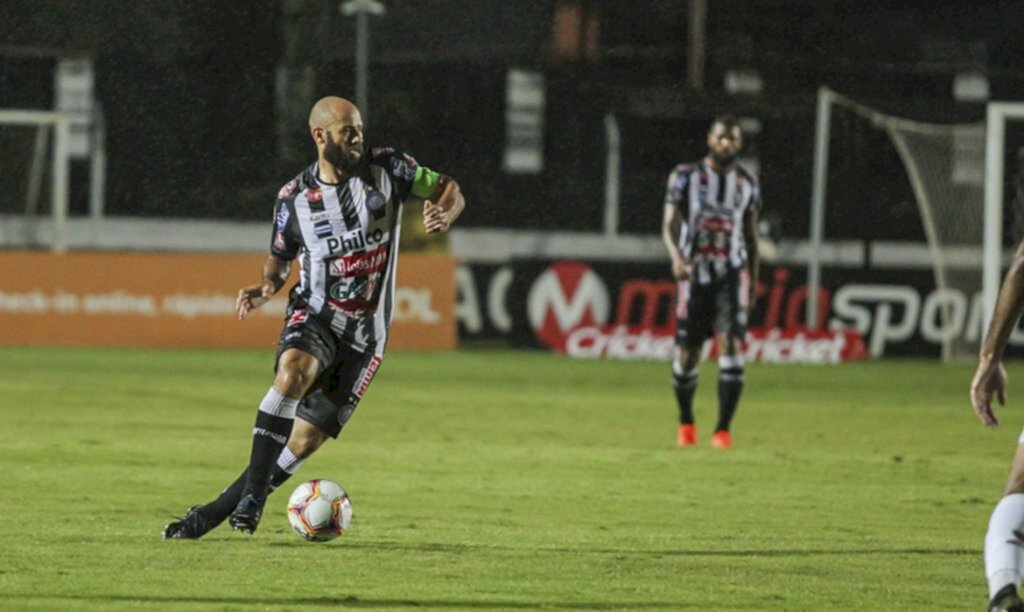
[270,148,422,355]
[664,158,761,285]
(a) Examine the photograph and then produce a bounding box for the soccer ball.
[286,479,353,542]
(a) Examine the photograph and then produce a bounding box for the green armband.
[411,166,441,199]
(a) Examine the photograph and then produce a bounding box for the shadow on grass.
[0,593,690,609]
[264,539,976,558]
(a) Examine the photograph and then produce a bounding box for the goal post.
[806,87,1018,360]
[0,109,72,252]
[983,103,1024,340]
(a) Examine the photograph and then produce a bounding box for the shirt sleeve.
[371,147,441,201]
[270,199,301,260]
[664,166,690,217]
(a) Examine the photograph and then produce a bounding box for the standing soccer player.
[971,239,1024,612]
[661,115,760,448]
[163,96,465,538]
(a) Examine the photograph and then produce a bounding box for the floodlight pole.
[603,113,621,237]
[341,0,385,127]
[688,0,707,92]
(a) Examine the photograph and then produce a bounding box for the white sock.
[986,493,1024,599]
[258,387,299,419]
[276,446,304,475]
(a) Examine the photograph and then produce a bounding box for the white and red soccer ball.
[286,479,353,542]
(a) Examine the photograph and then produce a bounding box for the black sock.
[203,469,248,526]
[673,368,699,425]
[715,365,744,432]
[243,411,294,499]
[202,464,296,528]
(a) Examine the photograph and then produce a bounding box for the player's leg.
[711,271,748,449]
[229,347,319,532]
[672,280,708,446]
[711,333,743,449]
[291,346,380,450]
[166,415,313,539]
[985,440,1024,611]
[165,311,334,539]
[229,308,338,533]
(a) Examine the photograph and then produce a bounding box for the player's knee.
[678,347,700,370]
[275,366,313,397]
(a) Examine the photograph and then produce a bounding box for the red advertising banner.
[458,259,869,363]
[0,252,455,350]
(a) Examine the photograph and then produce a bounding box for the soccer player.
[971,238,1024,612]
[661,115,760,448]
[163,96,465,538]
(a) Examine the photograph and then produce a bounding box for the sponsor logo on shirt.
[365,189,387,220]
[307,188,323,203]
[328,245,389,277]
[355,356,382,397]
[314,222,333,238]
[326,228,387,255]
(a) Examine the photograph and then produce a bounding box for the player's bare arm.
[744,208,760,309]
[662,203,688,280]
[236,255,291,320]
[972,238,1024,426]
[409,174,465,234]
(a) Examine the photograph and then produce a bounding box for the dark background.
[3,0,1024,243]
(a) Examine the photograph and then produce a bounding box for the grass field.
[0,347,1018,610]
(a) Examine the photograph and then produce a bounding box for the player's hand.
[423,200,451,234]
[971,357,1007,427]
[236,281,275,320]
[671,257,690,280]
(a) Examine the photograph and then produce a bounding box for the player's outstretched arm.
[972,239,1024,426]
[418,175,464,234]
[236,255,291,320]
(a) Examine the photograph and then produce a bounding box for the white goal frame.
[1,109,71,252]
[984,103,1024,337]
[808,88,1024,351]
[0,107,106,253]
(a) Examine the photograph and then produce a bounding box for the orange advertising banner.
[0,251,455,350]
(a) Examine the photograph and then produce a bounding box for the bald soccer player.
[164,97,465,538]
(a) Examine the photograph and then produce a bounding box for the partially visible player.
[661,115,760,448]
[163,96,465,538]
[971,238,1024,612]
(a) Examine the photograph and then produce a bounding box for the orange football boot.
[677,424,697,446]
[711,430,732,449]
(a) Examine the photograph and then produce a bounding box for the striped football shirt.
[270,147,429,355]
[664,158,761,285]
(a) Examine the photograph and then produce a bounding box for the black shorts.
[276,306,382,438]
[675,269,749,347]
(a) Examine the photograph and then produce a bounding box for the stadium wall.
[453,231,1023,361]
[0,251,455,350]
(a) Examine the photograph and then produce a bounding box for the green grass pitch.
[0,347,1017,610]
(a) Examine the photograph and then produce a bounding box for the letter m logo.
[527,262,610,349]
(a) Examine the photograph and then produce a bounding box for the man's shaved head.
[309,96,364,174]
[308,96,361,133]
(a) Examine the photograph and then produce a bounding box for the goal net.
[811,90,994,360]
